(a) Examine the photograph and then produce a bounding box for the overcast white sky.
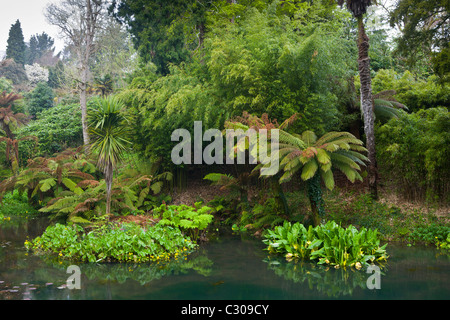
[0,0,65,56]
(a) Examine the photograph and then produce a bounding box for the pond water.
[0,216,449,300]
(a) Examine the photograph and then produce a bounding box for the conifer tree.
[6,20,26,66]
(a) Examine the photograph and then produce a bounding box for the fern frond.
[374,104,402,120]
[301,131,317,146]
[40,178,57,192]
[40,196,79,213]
[331,162,357,183]
[320,167,335,191]
[77,180,100,188]
[336,150,368,165]
[316,148,330,165]
[301,159,318,181]
[330,152,361,170]
[62,178,83,195]
[316,131,356,146]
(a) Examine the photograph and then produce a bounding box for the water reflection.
[264,257,387,298]
[1,217,449,300]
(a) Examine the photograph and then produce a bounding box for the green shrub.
[25,222,197,263]
[370,69,450,112]
[17,103,83,160]
[0,77,13,93]
[0,190,38,216]
[263,220,388,269]
[27,82,54,118]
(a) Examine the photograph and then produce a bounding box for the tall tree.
[90,15,138,89]
[88,96,131,216]
[45,0,105,148]
[26,32,56,65]
[110,0,193,75]
[6,20,26,65]
[338,0,378,199]
[389,0,449,81]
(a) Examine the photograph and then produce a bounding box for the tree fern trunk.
[271,176,290,216]
[357,16,378,200]
[307,173,324,227]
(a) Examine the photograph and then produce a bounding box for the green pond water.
[0,216,449,300]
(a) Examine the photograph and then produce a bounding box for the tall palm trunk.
[357,16,378,200]
[104,161,113,216]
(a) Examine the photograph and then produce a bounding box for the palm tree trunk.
[105,161,113,216]
[357,16,378,200]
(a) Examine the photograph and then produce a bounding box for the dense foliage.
[389,0,449,80]
[118,3,356,171]
[16,103,82,160]
[376,107,450,204]
[371,69,450,112]
[1,0,448,271]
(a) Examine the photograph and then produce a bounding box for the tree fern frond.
[39,178,57,193]
[331,162,357,183]
[316,148,331,165]
[301,159,318,181]
[330,152,361,170]
[336,149,369,165]
[316,131,356,146]
[282,155,302,172]
[320,167,335,191]
[374,104,402,120]
[301,131,317,146]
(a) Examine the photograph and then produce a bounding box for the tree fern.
[243,114,367,225]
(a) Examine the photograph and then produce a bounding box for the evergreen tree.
[6,20,26,65]
[26,32,55,65]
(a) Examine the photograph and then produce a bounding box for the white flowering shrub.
[25,63,49,85]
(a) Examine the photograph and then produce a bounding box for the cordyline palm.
[338,0,378,199]
[275,130,368,226]
[88,96,131,216]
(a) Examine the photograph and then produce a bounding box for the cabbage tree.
[88,96,131,216]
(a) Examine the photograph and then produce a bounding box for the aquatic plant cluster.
[263,220,388,269]
[24,222,197,263]
[23,202,215,263]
